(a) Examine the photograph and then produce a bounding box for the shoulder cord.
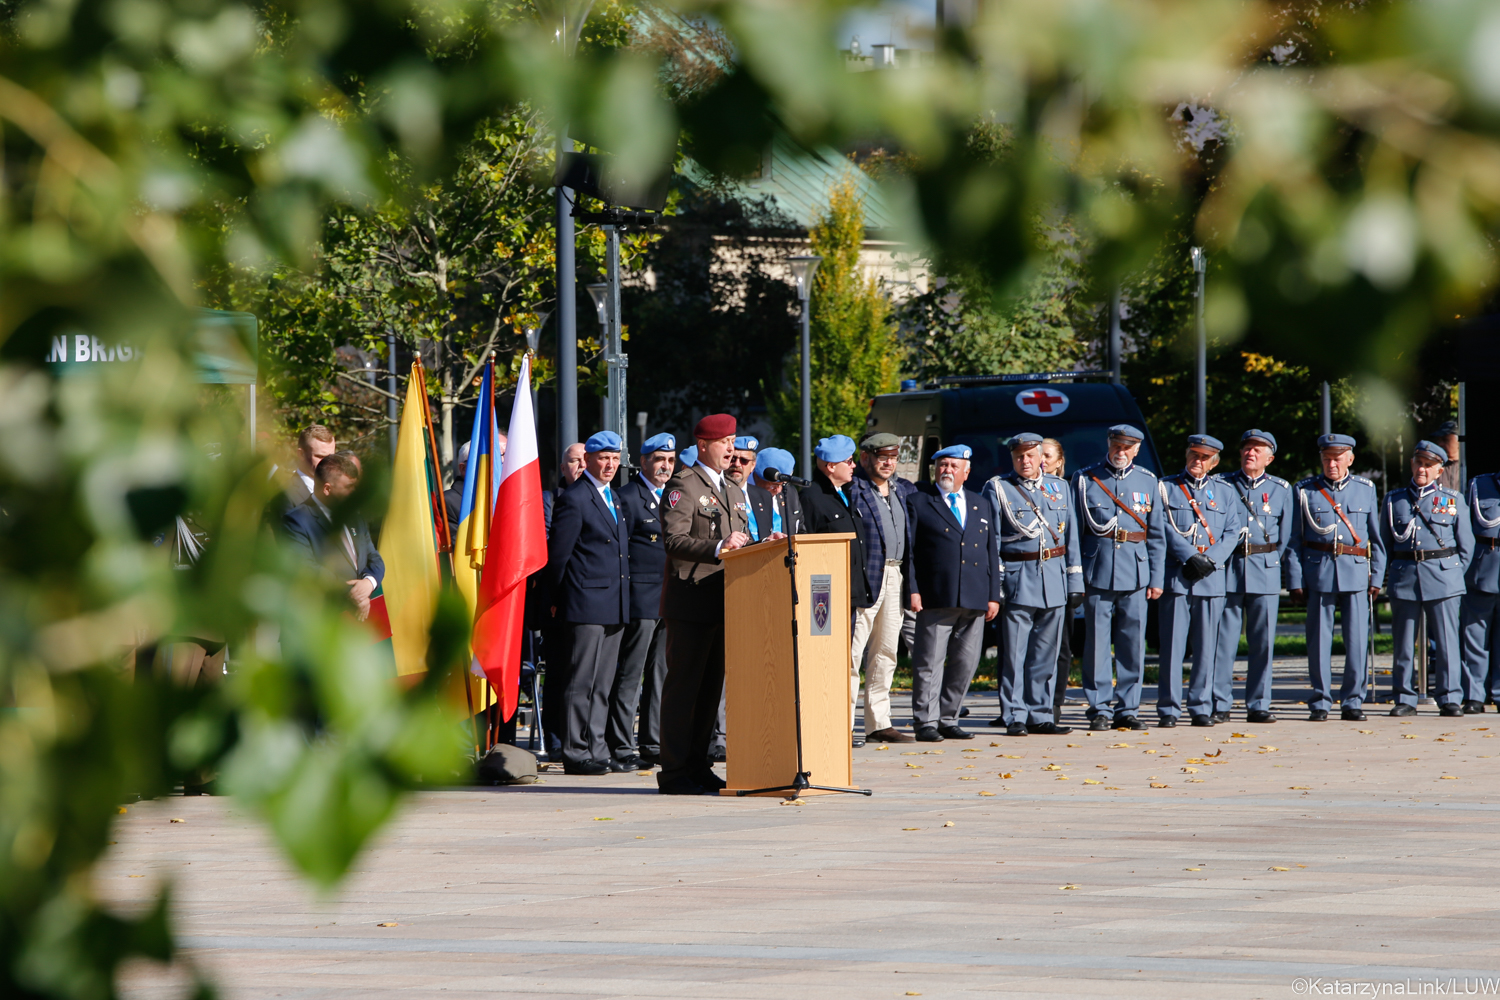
[1386,490,1418,545]
[1159,480,1199,540]
[1473,475,1500,530]
[1233,480,1264,541]
[989,477,1044,542]
[1076,476,1118,534]
[1297,488,1336,536]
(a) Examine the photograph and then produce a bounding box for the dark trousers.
[540,624,567,756]
[657,617,724,786]
[561,622,624,765]
[1053,613,1072,720]
[608,617,667,759]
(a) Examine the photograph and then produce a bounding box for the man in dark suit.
[904,444,1001,742]
[282,452,385,619]
[268,425,336,529]
[606,432,677,769]
[544,431,631,775]
[800,435,873,607]
[747,448,804,539]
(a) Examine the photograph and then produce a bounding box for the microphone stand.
[737,479,872,799]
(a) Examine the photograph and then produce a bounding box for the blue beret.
[1318,433,1357,450]
[1241,429,1277,453]
[755,447,796,477]
[1414,440,1448,462]
[1186,434,1223,452]
[640,432,675,455]
[1108,424,1144,441]
[585,430,622,453]
[933,444,973,460]
[814,435,856,463]
[679,445,698,467]
[734,436,759,451]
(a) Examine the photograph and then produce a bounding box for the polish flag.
[472,355,547,720]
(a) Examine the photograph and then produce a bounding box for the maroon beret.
[693,413,737,440]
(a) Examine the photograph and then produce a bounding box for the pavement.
[103,673,1500,1000]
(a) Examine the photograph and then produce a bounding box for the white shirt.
[297,468,315,497]
[638,470,663,499]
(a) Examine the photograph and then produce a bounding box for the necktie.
[771,498,783,535]
[746,503,760,541]
[948,492,964,527]
[603,486,617,522]
[653,487,663,501]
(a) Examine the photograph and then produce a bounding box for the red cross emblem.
[1015,388,1070,417]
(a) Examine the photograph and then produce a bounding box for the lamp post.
[786,254,822,478]
[553,1,596,467]
[1190,246,1206,435]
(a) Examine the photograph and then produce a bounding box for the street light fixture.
[585,283,609,328]
[786,254,822,479]
[1190,246,1206,435]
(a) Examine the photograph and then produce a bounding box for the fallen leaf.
[1184,867,1201,871]
[1185,757,1205,764]
[1142,749,1157,754]
[1181,767,1199,773]
[1186,778,1204,783]
[906,992,922,996]
[906,763,923,769]
[958,776,978,781]
[873,746,889,751]
[1258,746,1278,752]
[1269,867,1289,872]
[1000,772,1014,779]
[1108,743,1131,748]
[1403,735,1418,740]
[1096,765,1109,769]
[635,836,645,839]
[778,800,805,806]
[990,742,1002,746]
[1440,776,1458,780]
[961,748,982,753]
[1105,786,1122,790]
[943,821,955,827]
[1042,763,1061,771]
[902,827,920,831]
[923,750,946,755]
[128,875,144,878]
[169,818,185,823]
[1435,738,1452,742]
[901,751,921,755]
[1059,884,1081,890]
[1474,728,1490,731]
[1206,749,1223,757]
[978,791,995,796]
[1358,730,1374,734]
[1231,733,1255,738]
[378,922,398,927]
[593,817,613,821]
[1289,786,1312,790]
[999,754,1023,759]
[1056,775,1069,781]
[117,807,127,814]
[1083,779,1102,785]
[1296,865,1307,868]
[1066,744,1081,747]
[1150,782,1170,788]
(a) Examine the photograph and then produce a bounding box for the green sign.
[44,308,258,385]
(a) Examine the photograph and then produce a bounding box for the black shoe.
[637,752,660,765]
[937,724,974,740]
[852,736,866,748]
[1307,710,1328,722]
[613,755,653,771]
[1190,714,1216,727]
[694,770,727,791]
[563,760,610,776]
[1006,722,1028,737]
[1462,700,1485,715]
[1029,721,1072,735]
[1389,704,1417,717]
[915,726,945,742]
[1246,710,1277,724]
[657,777,711,795]
[1156,716,1177,729]
[1089,715,1113,731]
[959,706,971,718]
[1114,715,1147,731]
[987,716,1007,727]
[606,758,635,772]
[706,745,727,763]
[1341,707,1367,722]
[1211,711,1231,724]
[1440,702,1464,718]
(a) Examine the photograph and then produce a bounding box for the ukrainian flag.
[452,361,499,621]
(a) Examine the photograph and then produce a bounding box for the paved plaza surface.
[104,670,1500,1000]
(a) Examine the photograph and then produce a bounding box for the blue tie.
[948,492,964,527]
[603,486,617,522]
[653,487,663,501]
[746,504,760,541]
[771,500,783,535]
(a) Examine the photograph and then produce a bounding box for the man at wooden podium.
[656,413,753,795]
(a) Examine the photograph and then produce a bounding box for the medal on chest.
[1131,491,1148,513]
[700,493,720,512]
[1205,487,1216,510]
[1262,491,1271,513]
[1433,495,1457,516]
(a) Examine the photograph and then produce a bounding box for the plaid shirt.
[849,468,917,602]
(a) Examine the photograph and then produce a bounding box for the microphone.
[761,468,813,488]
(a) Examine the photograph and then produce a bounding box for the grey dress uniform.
[1380,480,1475,709]
[1073,461,1166,721]
[986,472,1084,727]
[1214,470,1293,716]
[1159,471,1244,721]
[1287,473,1386,712]
[1461,473,1500,707]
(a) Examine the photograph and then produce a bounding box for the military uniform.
[1214,466,1293,719]
[1073,456,1165,725]
[1287,464,1385,714]
[986,465,1083,730]
[1461,472,1500,710]
[656,443,750,793]
[1380,469,1474,713]
[1159,452,1244,724]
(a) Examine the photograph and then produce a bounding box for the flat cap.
[1187,434,1224,453]
[1107,424,1144,441]
[1241,428,1277,453]
[693,413,736,440]
[1318,433,1357,451]
[1008,433,1043,451]
[679,445,698,467]
[1414,439,1448,463]
[814,435,856,463]
[861,432,901,451]
[933,443,973,460]
[734,435,759,451]
[640,432,676,455]
[585,430,622,453]
[755,448,796,477]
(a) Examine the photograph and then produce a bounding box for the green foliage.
[769,178,899,455]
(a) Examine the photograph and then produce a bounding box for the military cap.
[1436,420,1459,437]
[1007,433,1044,451]
[1187,433,1224,453]
[1241,428,1277,453]
[734,435,759,451]
[1413,440,1448,463]
[1107,424,1144,442]
[640,432,676,455]
[693,413,736,440]
[861,432,901,451]
[1318,433,1357,451]
[933,443,974,460]
[680,445,698,467]
[755,448,796,477]
[585,430,622,453]
[814,435,856,463]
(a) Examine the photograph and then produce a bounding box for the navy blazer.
[544,475,630,626]
[800,474,873,608]
[618,473,668,621]
[283,501,385,585]
[903,483,1000,612]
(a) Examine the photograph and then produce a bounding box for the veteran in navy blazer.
[746,448,804,540]
[904,444,1001,742]
[282,452,385,620]
[544,431,631,775]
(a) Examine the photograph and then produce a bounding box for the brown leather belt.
[1391,547,1457,562]
[1480,537,1500,549]
[1306,541,1369,558]
[1237,541,1277,556]
[1107,529,1147,543]
[1008,545,1067,562]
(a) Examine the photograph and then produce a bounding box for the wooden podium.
[718,533,860,796]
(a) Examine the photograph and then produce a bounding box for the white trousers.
[851,563,904,732]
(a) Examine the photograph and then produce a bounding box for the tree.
[768,178,900,456]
